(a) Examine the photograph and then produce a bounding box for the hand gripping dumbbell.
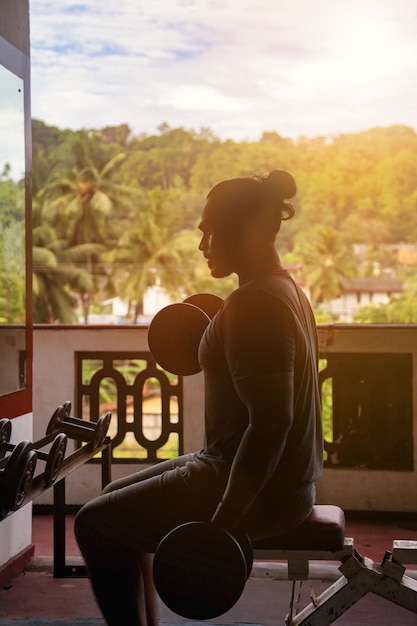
[0,419,37,515]
[153,520,253,620]
[148,293,223,376]
[0,417,67,489]
[46,401,111,450]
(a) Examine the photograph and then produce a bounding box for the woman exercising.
[74,170,323,625]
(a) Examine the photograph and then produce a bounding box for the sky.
[29,0,417,142]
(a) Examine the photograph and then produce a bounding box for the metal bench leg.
[285,580,303,626]
[288,552,375,626]
[369,553,417,614]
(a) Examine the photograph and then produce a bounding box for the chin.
[211,267,232,279]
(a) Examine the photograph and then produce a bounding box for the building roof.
[340,277,403,294]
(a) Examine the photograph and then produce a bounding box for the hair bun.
[265,170,296,200]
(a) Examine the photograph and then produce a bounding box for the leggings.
[74,452,314,625]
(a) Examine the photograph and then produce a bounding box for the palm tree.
[106,186,212,321]
[32,203,101,323]
[37,137,140,320]
[294,225,356,306]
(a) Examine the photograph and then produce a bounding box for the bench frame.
[253,506,417,625]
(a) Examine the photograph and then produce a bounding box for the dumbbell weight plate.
[0,419,12,460]
[183,293,223,319]
[233,528,253,579]
[91,415,107,449]
[2,441,37,512]
[148,303,211,376]
[43,433,67,487]
[153,521,247,620]
[46,404,68,436]
[100,412,112,442]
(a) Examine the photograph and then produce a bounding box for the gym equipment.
[0,418,12,459]
[0,418,67,488]
[250,504,413,625]
[183,293,223,319]
[46,401,111,449]
[153,521,251,620]
[31,432,68,487]
[148,293,223,376]
[0,439,37,514]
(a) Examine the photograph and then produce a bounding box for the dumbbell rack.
[2,438,112,578]
[52,438,112,578]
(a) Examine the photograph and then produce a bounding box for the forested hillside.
[5,120,417,323]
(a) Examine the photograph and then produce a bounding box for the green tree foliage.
[0,220,25,323]
[105,185,216,321]
[32,201,100,323]
[293,225,356,305]
[0,170,25,323]
[31,120,417,323]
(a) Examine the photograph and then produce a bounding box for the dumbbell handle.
[1,440,57,463]
[47,410,110,450]
[57,401,97,432]
[58,423,96,440]
[60,415,96,431]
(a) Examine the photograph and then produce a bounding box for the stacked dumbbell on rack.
[0,402,111,519]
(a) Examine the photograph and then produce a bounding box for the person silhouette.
[75,169,323,626]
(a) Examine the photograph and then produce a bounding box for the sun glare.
[329,9,405,82]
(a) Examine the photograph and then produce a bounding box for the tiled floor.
[0,513,416,625]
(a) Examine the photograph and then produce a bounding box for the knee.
[74,495,108,546]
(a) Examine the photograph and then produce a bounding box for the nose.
[199,233,208,253]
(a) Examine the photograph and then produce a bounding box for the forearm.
[212,423,288,530]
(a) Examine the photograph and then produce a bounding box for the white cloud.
[29,0,417,140]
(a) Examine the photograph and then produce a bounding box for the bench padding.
[252,505,345,553]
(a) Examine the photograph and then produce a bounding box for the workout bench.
[252,504,417,625]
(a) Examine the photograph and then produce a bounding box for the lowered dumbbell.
[0,418,67,488]
[153,520,253,620]
[46,401,111,450]
[31,432,67,487]
[0,422,37,515]
[148,293,223,376]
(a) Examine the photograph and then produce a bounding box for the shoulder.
[222,274,297,318]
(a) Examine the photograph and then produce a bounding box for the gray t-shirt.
[198,270,323,499]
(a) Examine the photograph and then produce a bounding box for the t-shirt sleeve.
[221,289,297,383]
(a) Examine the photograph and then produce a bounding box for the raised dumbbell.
[0,426,37,515]
[0,418,67,488]
[148,293,223,376]
[153,520,252,620]
[46,401,111,450]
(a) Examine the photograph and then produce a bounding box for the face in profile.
[198,198,240,278]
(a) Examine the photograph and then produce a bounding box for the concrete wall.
[0,0,32,570]
[0,414,33,566]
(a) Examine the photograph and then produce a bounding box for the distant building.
[99,285,172,324]
[323,276,404,322]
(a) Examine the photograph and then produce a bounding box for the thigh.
[102,453,197,493]
[78,454,222,554]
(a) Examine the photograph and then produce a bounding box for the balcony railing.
[32,323,417,513]
[76,351,182,463]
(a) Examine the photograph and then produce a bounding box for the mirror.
[0,63,26,395]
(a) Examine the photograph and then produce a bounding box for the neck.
[237,247,283,286]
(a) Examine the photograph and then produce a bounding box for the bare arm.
[211,370,294,531]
